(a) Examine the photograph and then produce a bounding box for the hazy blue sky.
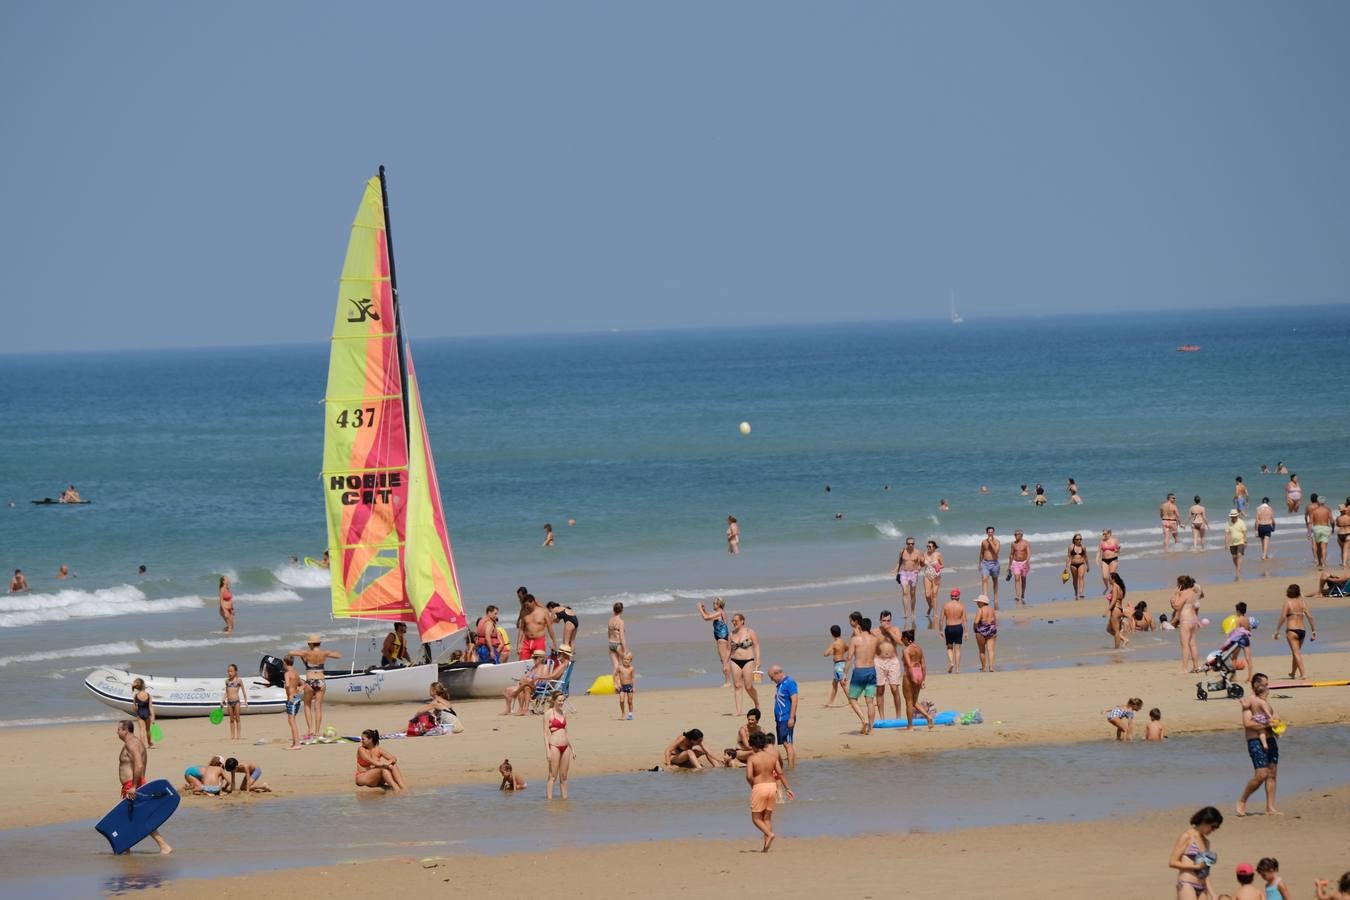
[4,3,1347,351]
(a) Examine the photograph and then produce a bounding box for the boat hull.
[438,659,532,699]
[84,667,287,718]
[322,663,439,704]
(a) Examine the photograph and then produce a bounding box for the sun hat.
[975,594,989,605]
[307,633,322,644]
[531,649,546,658]
[558,644,573,655]
[1229,509,1240,517]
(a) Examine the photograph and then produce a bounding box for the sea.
[2,305,1349,725]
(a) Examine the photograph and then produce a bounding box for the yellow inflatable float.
[586,674,614,695]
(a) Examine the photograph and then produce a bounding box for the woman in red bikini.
[355,729,406,792]
[544,691,573,800]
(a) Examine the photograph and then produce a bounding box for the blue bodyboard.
[872,710,960,728]
[95,779,180,854]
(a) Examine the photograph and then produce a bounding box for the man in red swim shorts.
[515,593,556,660]
[116,720,171,854]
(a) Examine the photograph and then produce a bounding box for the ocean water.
[2,306,1349,722]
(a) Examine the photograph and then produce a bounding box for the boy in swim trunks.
[745,731,793,853]
[940,589,967,673]
[822,625,848,707]
[223,757,269,792]
[844,617,879,734]
[615,652,636,720]
[283,656,306,750]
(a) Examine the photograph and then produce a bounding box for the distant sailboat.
[950,291,964,325]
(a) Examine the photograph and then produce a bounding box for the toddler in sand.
[615,652,636,720]
[822,625,847,707]
[1106,697,1143,741]
[1145,708,1166,741]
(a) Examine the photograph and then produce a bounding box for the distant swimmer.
[137,565,147,577]
[566,518,576,527]
[1033,484,1047,506]
[9,569,27,593]
[1020,484,1029,497]
[1068,478,1081,504]
[57,564,71,580]
[1259,463,1271,474]
[59,484,82,503]
[1275,461,1289,475]
[979,485,990,494]
[288,555,299,565]
[542,523,554,547]
[319,550,330,569]
[937,499,949,512]
[726,516,740,555]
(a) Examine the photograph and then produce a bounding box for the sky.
[3,3,1348,352]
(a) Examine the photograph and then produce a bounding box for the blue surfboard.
[872,710,960,729]
[95,779,180,854]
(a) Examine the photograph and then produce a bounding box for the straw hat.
[307,633,322,645]
[558,644,573,655]
[531,649,546,658]
[975,594,990,605]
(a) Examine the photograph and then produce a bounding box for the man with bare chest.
[115,720,171,854]
[515,593,557,660]
[978,527,1001,608]
[844,617,879,734]
[893,538,923,624]
[1008,530,1032,606]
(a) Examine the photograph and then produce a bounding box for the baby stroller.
[1195,640,1244,701]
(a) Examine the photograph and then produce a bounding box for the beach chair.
[529,659,576,715]
[1324,577,1348,598]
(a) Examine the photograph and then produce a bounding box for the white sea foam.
[272,565,331,589]
[142,633,282,650]
[927,525,1159,549]
[235,589,303,605]
[0,586,204,628]
[573,591,677,615]
[0,713,118,729]
[573,573,891,615]
[0,641,141,667]
[871,520,904,539]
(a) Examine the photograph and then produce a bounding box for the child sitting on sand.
[1145,708,1167,741]
[822,625,848,707]
[498,758,526,791]
[1106,698,1144,741]
[223,757,270,793]
[615,652,636,720]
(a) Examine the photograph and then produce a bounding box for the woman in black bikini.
[1065,534,1089,600]
[1105,572,1129,649]
[546,601,580,647]
[727,613,760,716]
[1274,583,1316,679]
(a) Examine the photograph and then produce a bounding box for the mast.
[378,165,413,456]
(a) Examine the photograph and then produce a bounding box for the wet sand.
[4,571,1346,833]
[150,785,1350,899]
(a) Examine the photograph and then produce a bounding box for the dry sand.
[4,573,1344,831]
[151,785,1350,899]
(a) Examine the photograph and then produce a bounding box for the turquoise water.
[2,307,1348,721]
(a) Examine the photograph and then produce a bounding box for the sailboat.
[319,167,529,703]
[85,170,529,719]
[949,290,964,325]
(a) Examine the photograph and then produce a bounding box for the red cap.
[1236,863,1254,876]
[950,589,961,598]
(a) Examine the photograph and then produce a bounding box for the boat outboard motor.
[259,655,285,687]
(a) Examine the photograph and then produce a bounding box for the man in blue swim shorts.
[979,526,1001,608]
[1236,673,1280,817]
[844,617,880,734]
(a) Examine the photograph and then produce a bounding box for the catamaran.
[86,170,529,716]
[315,167,529,703]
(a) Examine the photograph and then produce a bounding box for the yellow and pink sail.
[322,170,466,642]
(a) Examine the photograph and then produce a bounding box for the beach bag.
[406,711,436,736]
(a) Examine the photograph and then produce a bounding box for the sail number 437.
[335,407,376,428]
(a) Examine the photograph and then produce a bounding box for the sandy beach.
[151,785,1350,899]
[4,572,1345,835]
